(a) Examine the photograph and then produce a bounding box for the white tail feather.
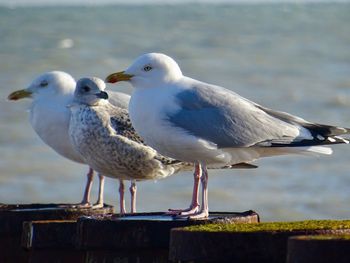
[258,146,333,158]
[304,146,333,155]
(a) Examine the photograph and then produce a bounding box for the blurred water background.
[1,1,350,221]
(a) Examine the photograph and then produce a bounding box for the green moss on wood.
[184,220,350,233]
[293,234,350,240]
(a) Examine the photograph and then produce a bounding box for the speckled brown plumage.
[69,100,191,181]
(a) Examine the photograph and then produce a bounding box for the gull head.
[8,71,76,101]
[74,77,109,106]
[105,53,183,89]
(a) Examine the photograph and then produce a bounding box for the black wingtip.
[303,123,350,137]
[293,123,350,146]
[230,163,258,169]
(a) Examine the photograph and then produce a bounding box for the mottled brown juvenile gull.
[7,71,131,210]
[105,52,350,219]
[68,77,189,214]
[69,77,256,214]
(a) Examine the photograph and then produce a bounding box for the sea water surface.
[1,3,350,221]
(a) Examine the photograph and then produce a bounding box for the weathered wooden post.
[287,235,350,263]
[0,203,113,262]
[169,220,350,263]
[76,211,259,262]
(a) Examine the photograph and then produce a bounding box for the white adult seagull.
[8,71,134,212]
[106,53,350,219]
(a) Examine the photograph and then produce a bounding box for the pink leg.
[93,173,105,208]
[79,167,94,207]
[60,167,94,208]
[188,163,209,219]
[167,163,201,215]
[119,180,126,215]
[130,180,137,213]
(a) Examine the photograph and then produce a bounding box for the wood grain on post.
[0,203,113,263]
[21,220,77,249]
[84,249,171,263]
[77,211,259,250]
[169,224,350,263]
[287,235,350,263]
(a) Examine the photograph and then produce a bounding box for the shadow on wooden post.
[0,203,113,263]
[169,223,350,263]
[77,211,259,262]
[287,235,350,263]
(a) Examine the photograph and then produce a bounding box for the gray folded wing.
[108,91,130,110]
[167,83,349,148]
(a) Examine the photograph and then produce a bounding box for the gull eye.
[40,81,48,87]
[82,86,90,92]
[143,65,152,72]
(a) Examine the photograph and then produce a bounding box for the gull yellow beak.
[105,71,133,83]
[8,89,32,100]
